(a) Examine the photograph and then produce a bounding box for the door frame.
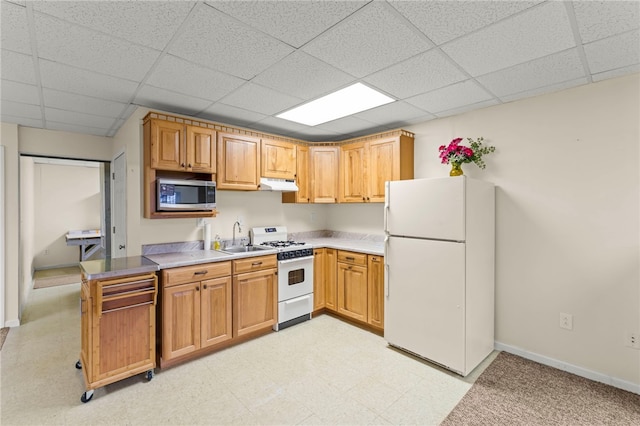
[111,152,127,258]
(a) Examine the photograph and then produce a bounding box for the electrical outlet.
[44,249,49,256]
[237,215,245,227]
[559,312,573,330]
[625,332,640,349]
[197,218,205,227]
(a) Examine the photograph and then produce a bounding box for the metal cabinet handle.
[119,244,125,249]
[181,163,185,168]
[252,261,263,266]
[203,284,207,289]
[194,271,208,276]
[346,257,355,261]
[196,286,199,291]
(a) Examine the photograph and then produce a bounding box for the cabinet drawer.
[337,251,367,266]
[233,255,277,274]
[163,261,231,287]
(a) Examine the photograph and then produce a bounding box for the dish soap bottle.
[214,234,221,250]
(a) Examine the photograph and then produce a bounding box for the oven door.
[278,256,313,301]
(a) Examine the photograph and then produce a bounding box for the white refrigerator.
[384,176,495,376]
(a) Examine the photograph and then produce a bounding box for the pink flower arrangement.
[438,137,495,169]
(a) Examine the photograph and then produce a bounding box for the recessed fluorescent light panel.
[277,83,395,126]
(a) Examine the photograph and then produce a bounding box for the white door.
[112,153,127,258]
[384,236,466,374]
[385,177,465,241]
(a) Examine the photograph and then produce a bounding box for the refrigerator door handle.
[384,181,390,232]
[384,263,389,297]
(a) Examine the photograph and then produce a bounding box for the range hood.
[259,177,298,192]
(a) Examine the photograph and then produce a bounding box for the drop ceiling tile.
[1,1,31,54]
[207,1,367,48]
[573,1,640,44]
[169,5,293,80]
[434,99,500,118]
[389,0,542,45]
[500,77,588,103]
[584,30,640,74]
[32,1,195,50]
[353,101,435,126]
[134,85,212,117]
[34,13,160,81]
[44,107,115,130]
[302,2,432,78]
[406,80,493,114]
[247,116,315,137]
[286,126,346,142]
[197,103,267,128]
[1,49,36,84]
[315,116,384,135]
[592,64,640,82]
[42,89,127,118]
[46,120,110,137]
[1,100,42,119]
[251,51,356,100]
[218,83,303,116]
[442,2,575,77]
[146,55,245,102]
[1,80,40,104]
[1,115,42,128]
[364,49,467,99]
[39,60,139,103]
[477,49,586,97]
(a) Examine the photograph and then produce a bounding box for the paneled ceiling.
[1,1,638,141]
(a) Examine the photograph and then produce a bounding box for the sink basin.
[220,245,271,254]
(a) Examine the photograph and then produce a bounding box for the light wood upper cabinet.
[339,141,367,203]
[310,146,339,203]
[367,255,384,330]
[340,134,414,203]
[149,119,216,173]
[261,139,296,180]
[282,145,310,203]
[217,132,261,190]
[187,126,216,173]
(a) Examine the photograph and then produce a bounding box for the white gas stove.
[250,226,314,331]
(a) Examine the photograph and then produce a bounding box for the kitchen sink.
[220,245,272,254]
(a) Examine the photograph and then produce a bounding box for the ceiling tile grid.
[0,0,638,140]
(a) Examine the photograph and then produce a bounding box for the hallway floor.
[1,283,494,425]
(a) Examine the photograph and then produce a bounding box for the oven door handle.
[278,257,313,265]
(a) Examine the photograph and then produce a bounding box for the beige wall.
[406,73,640,387]
[19,156,35,315]
[32,163,101,268]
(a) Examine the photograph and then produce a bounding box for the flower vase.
[450,162,463,176]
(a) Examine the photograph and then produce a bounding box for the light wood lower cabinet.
[79,272,157,401]
[313,249,384,331]
[160,262,232,363]
[337,251,368,322]
[233,255,278,337]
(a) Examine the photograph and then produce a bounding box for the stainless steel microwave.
[157,178,216,211]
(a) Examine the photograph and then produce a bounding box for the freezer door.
[384,236,465,374]
[385,177,465,241]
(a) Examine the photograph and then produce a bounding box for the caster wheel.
[146,370,154,381]
[81,390,93,403]
[75,360,82,370]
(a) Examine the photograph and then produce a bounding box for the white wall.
[406,73,640,387]
[19,157,35,314]
[33,162,101,268]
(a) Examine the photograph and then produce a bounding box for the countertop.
[304,238,384,256]
[80,256,159,280]
[144,248,277,269]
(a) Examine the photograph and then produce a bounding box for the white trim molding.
[495,341,640,395]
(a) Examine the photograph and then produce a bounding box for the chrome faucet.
[232,221,242,246]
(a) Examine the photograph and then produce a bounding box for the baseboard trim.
[5,319,20,327]
[494,341,639,395]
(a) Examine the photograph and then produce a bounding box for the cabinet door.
[150,119,184,171]
[80,282,91,377]
[368,137,399,203]
[337,262,368,322]
[233,268,277,337]
[261,139,296,180]
[324,249,338,312]
[310,146,339,203]
[187,126,216,173]
[339,142,368,203]
[162,282,200,360]
[200,276,232,348]
[217,132,261,190]
[367,255,384,329]
[313,248,325,310]
[283,145,310,203]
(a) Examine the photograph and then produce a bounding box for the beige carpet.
[33,266,81,289]
[441,352,640,425]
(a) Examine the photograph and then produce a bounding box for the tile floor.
[1,283,497,425]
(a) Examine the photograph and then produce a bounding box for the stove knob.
[284,252,290,259]
[295,250,301,257]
